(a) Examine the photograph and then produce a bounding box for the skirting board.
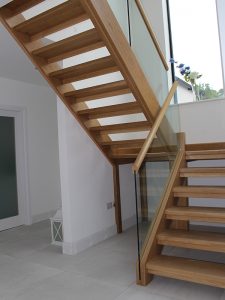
[63,215,137,255]
[63,224,117,255]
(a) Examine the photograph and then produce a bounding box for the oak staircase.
[138,141,225,289]
[0,0,161,166]
[1,0,225,292]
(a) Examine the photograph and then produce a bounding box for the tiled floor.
[0,221,224,300]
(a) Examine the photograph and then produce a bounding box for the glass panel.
[135,117,179,249]
[0,116,18,220]
[169,0,224,103]
[108,0,169,106]
[128,0,169,106]
[134,104,180,279]
[107,0,130,42]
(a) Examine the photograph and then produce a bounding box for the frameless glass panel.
[107,0,130,42]
[134,108,179,250]
[128,0,169,106]
[108,0,169,106]
[0,116,18,220]
[169,0,224,103]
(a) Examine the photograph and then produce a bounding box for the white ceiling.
[0,24,47,86]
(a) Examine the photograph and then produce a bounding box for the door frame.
[0,105,31,230]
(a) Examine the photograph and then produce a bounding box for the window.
[169,0,224,103]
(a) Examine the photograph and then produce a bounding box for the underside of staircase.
[140,140,225,289]
[0,0,161,166]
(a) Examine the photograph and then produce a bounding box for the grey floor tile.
[11,272,126,300]
[115,285,174,300]
[0,221,224,300]
[0,259,61,299]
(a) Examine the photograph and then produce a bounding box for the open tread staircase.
[3,0,224,291]
[140,141,225,289]
[0,0,161,165]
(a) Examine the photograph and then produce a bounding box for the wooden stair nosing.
[14,1,88,39]
[165,206,225,223]
[77,102,142,119]
[147,255,225,289]
[173,186,225,199]
[66,80,130,103]
[157,229,225,253]
[186,149,225,160]
[49,56,118,84]
[89,121,151,134]
[100,139,145,147]
[186,142,225,152]
[109,152,168,159]
[180,167,225,177]
[2,0,45,17]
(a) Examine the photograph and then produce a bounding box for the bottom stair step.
[147,255,225,289]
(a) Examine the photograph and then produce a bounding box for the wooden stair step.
[173,186,225,199]
[2,0,45,17]
[89,121,151,134]
[180,167,225,177]
[32,28,103,63]
[186,149,225,161]
[49,56,118,84]
[65,80,130,103]
[147,255,225,289]
[157,229,225,253]
[101,139,145,147]
[109,152,168,160]
[77,102,141,119]
[165,206,225,223]
[14,1,88,40]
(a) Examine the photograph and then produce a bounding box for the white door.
[0,109,27,231]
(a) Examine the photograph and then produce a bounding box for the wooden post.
[113,164,122,233]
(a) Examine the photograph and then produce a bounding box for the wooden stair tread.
[180,167,225,177]
[77,102,142,119]
[186,149,225,160]
[49,56,118,84]
[173,186,225,198]
[32,28,103,63]
[109,152,168,160]
[157,229,225,252]
[101,139,145,146]
[2,0,45,17]
[89,121,151,134]
[65,80,130,102]
[165,206,225,223]
[14,1,88,40]
[147,255,225,289]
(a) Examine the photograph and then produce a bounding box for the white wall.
[0,77,61,223]
[119,164,136,229]
[179,98,225,144]
[57,100,136,255]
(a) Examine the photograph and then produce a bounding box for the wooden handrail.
[135,0,169,71]
[132,81,178,173]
